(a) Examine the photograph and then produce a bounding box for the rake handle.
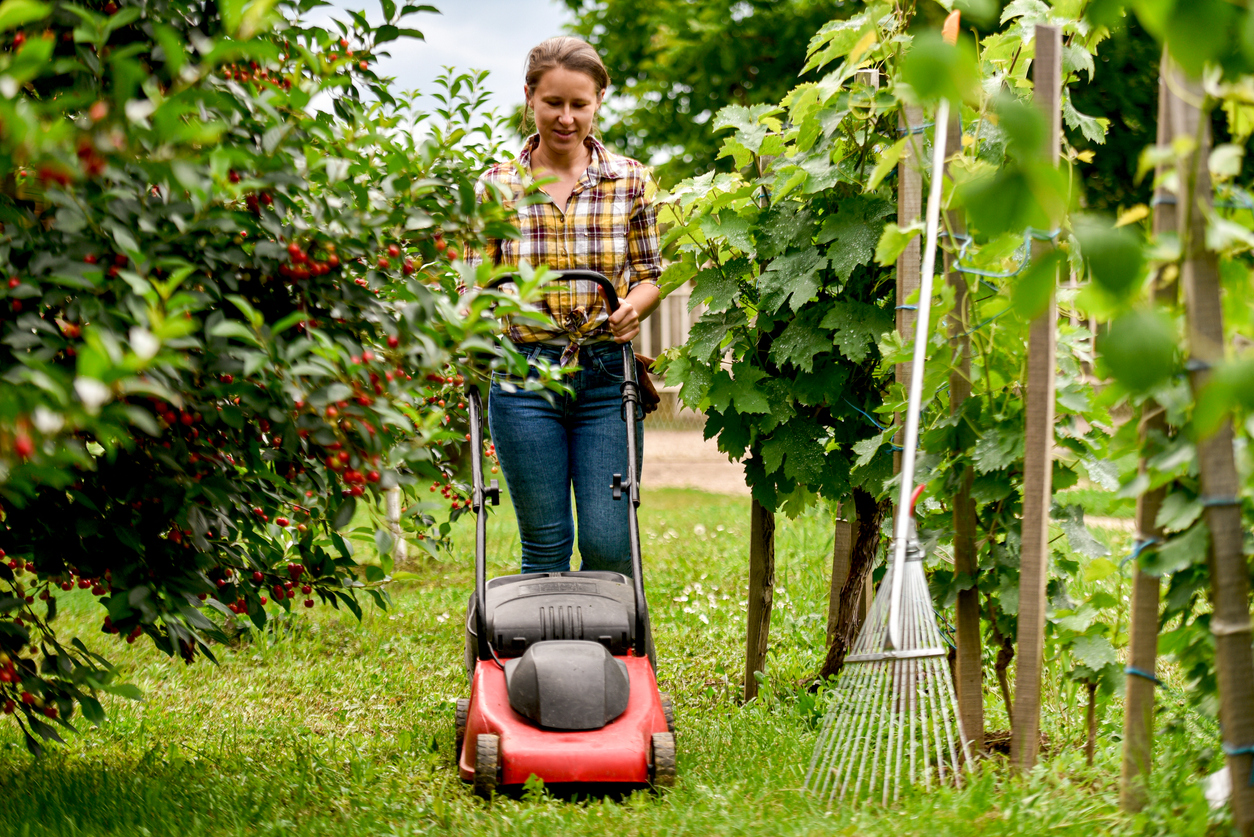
[887,97,950,651]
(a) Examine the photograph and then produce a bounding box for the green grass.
[0,489,1224,836]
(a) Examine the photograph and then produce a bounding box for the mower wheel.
[650,732,676,788]
[455,699,469,758]
[473,734,500,798]
[659,693,675,734]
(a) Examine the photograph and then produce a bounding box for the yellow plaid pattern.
[469,135,662,350]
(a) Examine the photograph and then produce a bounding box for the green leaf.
[866,137,906,192]
[1141,523,1210,576]
[1055,504,1110,558]
[819,301,892,363]
[875,221,924,266]
[1156,491,1203,533]
[1099,309,1177,392]
[819,197,891,281]
[972,425,1024,474]
[1075,215,1145,298]
[208,321,262,347]
[1070,634,1118,671]
[1011,249,1064,320]
[333,496,357,529]
[770,309,829,373]
[759,250,826,314]
[0,0,50,32]
[100,682,144,701]
[691,257,750,313]
[1062,89,1109,145]
[900,31,979,104]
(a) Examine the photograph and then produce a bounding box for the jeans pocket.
[590,346,627,385]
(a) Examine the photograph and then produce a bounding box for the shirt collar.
[519,134,625,183]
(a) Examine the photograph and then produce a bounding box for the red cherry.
[7,276,18,289]
[366,470,380,483]
[260,596,268,606]
[446,247,459,260]
[338,451,350,464]
[43,705,57,719]
[340,38,349,48]
[402,258,414,276]
[14,434,32,459]
[275,517,289,527]
[252,571,264,583]
[325,406,337,418]
[387,335,399,348]
[377,257,389,269]
[387,244,400,258]
[327,254,340,268]
[301,584,312,595]
[13,32,25,48]
[304,599,314,608]
[228,170,241,184]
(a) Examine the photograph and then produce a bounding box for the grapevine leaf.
[1155,491,1203,533]
[691,257,751,313]
[1062,89,1108,144]
[699,215,755,253]
[769,308,829,372]
[1069,634,1118,672]
[685,308,746,362]
[972,426,1024,473]
[819,301,892,363]
[727,363,772,415]
[1053,504,1109,558]
[759,249,826,314]
[818,197,892,281]
[1141,523,1210,576]
[761,419,825,484]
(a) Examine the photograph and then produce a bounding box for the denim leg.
[570,345,644,577]
[488,379,575,574]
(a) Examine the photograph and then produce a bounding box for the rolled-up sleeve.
[626,172,661,291]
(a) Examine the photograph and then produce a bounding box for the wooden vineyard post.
[1010,23,1061,774]
[1120,54,1176,812]
[944,110,983,752]
[895,103,925,475]
[744,498,776,702]
[1170,64,1254,835]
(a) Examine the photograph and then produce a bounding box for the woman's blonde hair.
[521,36,610,135]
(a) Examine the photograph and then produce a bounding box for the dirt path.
[642,429,750,495]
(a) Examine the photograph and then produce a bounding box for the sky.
[311,0,576,119]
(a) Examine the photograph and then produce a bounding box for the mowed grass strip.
[0,489,1219,836]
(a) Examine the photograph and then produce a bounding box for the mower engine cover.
[502,640,630,730]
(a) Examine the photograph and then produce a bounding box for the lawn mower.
[456,270,675,797]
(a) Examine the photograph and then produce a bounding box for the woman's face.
[526,66,602,160]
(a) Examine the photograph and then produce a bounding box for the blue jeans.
[488,341,644,577]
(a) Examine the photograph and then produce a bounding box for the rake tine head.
[805,559,972,806]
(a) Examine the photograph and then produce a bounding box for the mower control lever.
[611,474,623,501]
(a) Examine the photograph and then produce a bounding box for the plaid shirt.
[469,135,661,356]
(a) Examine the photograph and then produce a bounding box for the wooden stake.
[895,103,925,473]
[1169,62,1254,836]
[744,498,775,702]
[1120,53,1175,812]
[944,109,983,752]
[1010,23,1061,774]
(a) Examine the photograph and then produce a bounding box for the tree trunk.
[819,489,890,679]
[744,499,775,702]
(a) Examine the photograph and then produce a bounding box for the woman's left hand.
[607,300,640,343]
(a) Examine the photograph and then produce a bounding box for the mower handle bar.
[466,269,653,665]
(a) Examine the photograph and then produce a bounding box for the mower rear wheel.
[659,693,675,734]
[455,698,469,759]
[473,734,500,798]
[650,732,676,788]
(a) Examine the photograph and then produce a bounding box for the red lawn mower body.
[458,653,669,785]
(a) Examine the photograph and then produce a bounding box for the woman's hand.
[607,299,641,343]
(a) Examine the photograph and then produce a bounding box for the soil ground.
[641,429,749,495]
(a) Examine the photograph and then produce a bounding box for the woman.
[470,36,661,578]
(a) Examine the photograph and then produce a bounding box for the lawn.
[0,489,1223,836]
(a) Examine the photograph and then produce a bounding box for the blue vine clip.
[1121,536,1162,569]
[843,398,904,452]
[1125,666,1163,685]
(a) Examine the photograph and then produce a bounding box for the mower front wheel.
[650,732,676,789]
[473,734,500,798]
